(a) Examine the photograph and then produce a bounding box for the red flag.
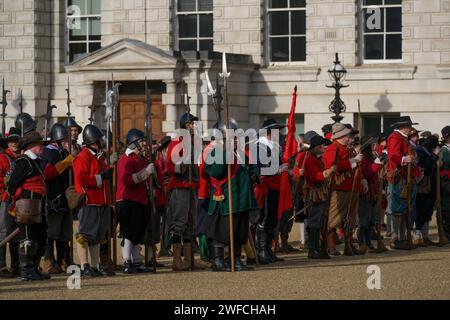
[278,86,298,220]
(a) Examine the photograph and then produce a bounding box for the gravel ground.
[1,222,449,300]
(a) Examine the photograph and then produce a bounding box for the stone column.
[75,81,95,127]
[162,81,177,133]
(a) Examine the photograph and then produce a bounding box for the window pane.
[290,0,306,8]
[199,39,213,51]
[363,116,381,136]
[291,37,306,61]
[364,34,383,59]
[270,12,289,35]
[89,17,101,40]
[364,7,384,33]
[199,0,213,11]
[89,42,101,53]
[386,7,401,32]
[68,0,86,15]
[199,14,213,37]
[383,114,400,134]
[179,15,197,38]
[270,37,289,62]
[385,0,402,5]
[178,0,196,12]
[179,40,197,51]
[69,43,87,62]
[88,0,101,15]
[69,18,87,41]
[363,0,382,5]
[291,11,305,35]
[269,0,288,9]
[386,34,402,59]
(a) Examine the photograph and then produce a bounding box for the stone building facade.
[0,0,449,141]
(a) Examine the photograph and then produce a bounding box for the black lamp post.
[327,53,349,123]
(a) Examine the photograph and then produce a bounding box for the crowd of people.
[0,110,449,281]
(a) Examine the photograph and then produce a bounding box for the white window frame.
[65,0,101,64]
[266,1,307,65]
[360,0,402,64]
[175,0,213,51]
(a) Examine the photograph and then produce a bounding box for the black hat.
[303,131,319,145]
[309,135,331,150]
[15,113,37,136]
[390,116,418,128]
[262,118,286,130]
[408,128,421,137]
[361,136,378,151]
[82,124,104,145]
[157,136,172,151]
[345,123,359,135]
[19,131,43,150]
[321,124,333,135]
[423,135,439,151]
[442,126,450,140]
[6,127,21,141]
[179,113,198,129]
[64,117,83,134]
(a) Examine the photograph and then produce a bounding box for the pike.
[42,92,57,141]
[65,77,75,263]
[18,89,23,114]
[374,165,388,253]
[182,80,195,271]
[320,149,340,259]
[220,52,235,272]
[88,104,98,125]
[143,77,157,273]
[436,164,449,246]
[205,71,223,122]
[405,150,414,249]
[1,78,10,137]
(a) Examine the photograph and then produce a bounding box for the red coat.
[154,155,167,207]
[303,154,325,186]
[73,148,110,206]
[386,130,420,181]
[0,149,17,196]
[116,152,149,206]
[167,138,199,190]
[322,141,354,191]
[360,156,382,196]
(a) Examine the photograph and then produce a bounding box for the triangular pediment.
[67,39,178,71]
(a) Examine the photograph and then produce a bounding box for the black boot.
[212,243,229,272]
[234,245,252,271]
[255,226,271,265]
[0,245,14,278]
[19,240,46,281]
[122,260,136,274]
[10,242,20,276]
[267,230,284,262]
[308,228,321,259]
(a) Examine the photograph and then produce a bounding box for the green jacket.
[205,147,258,215]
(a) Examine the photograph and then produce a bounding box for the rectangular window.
[268,0,306,62]
[360,113,400,136]
[361,0,402,62]
[177,0,213,52]
[66,0,101,63]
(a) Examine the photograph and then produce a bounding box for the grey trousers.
[167,188,198,240]
[0,202,14,240]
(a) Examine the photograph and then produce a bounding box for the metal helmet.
[212,118,239,134]
[50,123,68,142]
[126,128,145,150]
[179,113,199,129]
[64,117,83,134]
[15,113,37,136]
[82,124,104,145]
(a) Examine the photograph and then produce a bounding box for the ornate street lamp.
[327,53,349,123]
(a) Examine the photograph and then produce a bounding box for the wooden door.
[119,95,166,143]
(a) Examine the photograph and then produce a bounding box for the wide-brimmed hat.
[409,128,421,137]
[303,131,319,146]
[361,136,378,151]
[331,123,352,140]
[157,136,172,151]
[390,116,418,128]
[19,131,43,150]
[1,127,21,144]
[262,118,286,130]
[441,126,450,140]
[309,135,332,149]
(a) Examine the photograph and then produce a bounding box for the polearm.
[42,92,57,141]
[19,89,23,114]
[374,165,388,253]
[88,104,97,125]
[65,77,74,262]
[220,52,235,272]
[143,77,157,273]
[182,80,195,271]
[1,78,10,137]
[436,163,449,246]
[405,151,414,249]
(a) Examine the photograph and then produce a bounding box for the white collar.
[46,144,59,151]
[24,150,38,160]
[394,129,408,138]
[125,148,134,156]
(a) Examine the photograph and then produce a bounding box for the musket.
[42,92,57,141]
[0,227,20,248]
[436,163,449,246]
[65,77,75,263]
[319,149,340,259]
[18,89,23,114]
[220,52,235,272]
[88,105,97,125]
[1,78,10,137]
[405,149,414,249]
[343,161,360,256]
[374,165,388,253]
[143,77,157,273]
[182,80,195,271]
